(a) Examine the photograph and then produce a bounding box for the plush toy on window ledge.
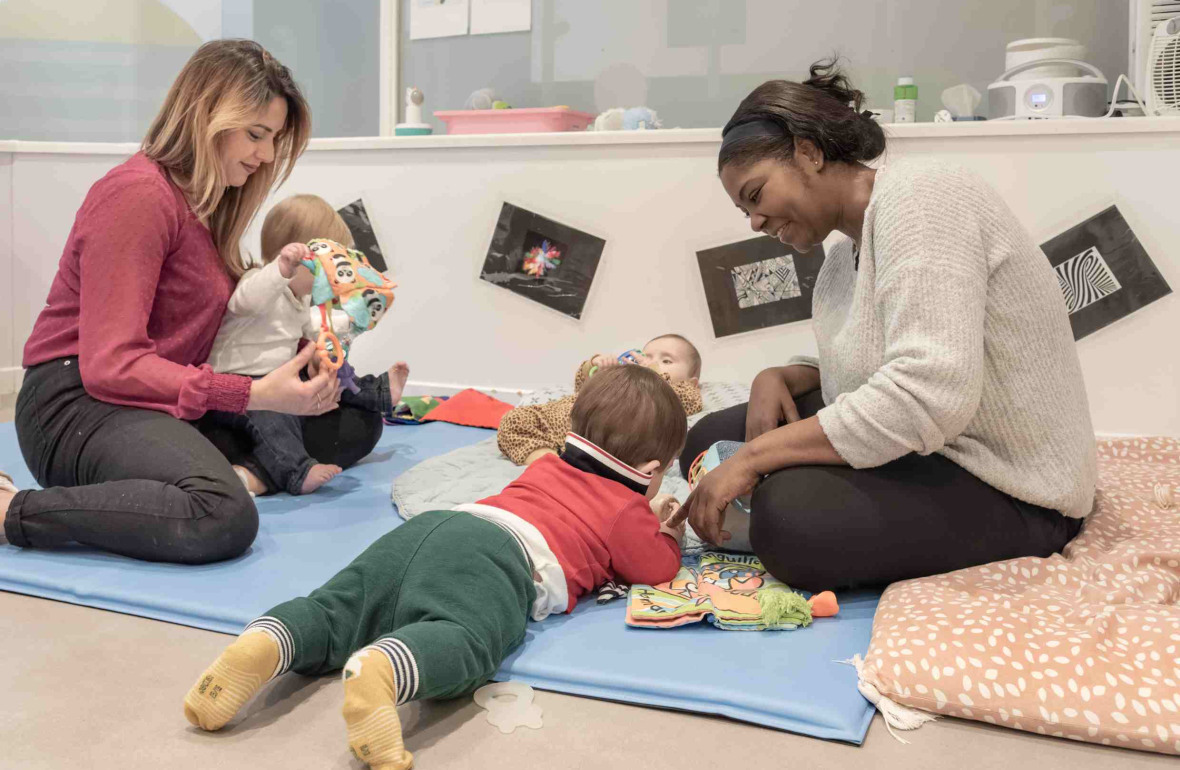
[592,106,662,131]
[300,238,396,393]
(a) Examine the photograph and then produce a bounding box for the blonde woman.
[0,40,359,564]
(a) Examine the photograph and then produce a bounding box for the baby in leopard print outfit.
[498,334,703,465]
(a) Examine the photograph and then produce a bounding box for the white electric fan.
[1147,16,1180,115]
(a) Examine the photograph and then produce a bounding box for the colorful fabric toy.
[688,440,753,518]
[626,552,839,631]
[384,395,449,426]
[300,239,396,390]
[419,388,514,430]
[521,240,562,277]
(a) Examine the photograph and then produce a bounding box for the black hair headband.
[719,119,782,151]
[720,110,876,151]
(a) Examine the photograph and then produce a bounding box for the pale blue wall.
[0,0,380,141]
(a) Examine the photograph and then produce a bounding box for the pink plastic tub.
[434,107,596,135]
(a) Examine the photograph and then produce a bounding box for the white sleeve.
[302,307,354,340]
[226,262,288,318]
[786,355,820,369]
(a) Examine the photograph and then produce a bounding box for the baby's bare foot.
[300,464,342,494]
[232,465,267,496]
[1,472,20,542]
[387,361,410,405]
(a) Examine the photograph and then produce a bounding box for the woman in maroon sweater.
[0,41,380,564]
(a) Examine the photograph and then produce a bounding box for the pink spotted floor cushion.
[862,437,1180,755]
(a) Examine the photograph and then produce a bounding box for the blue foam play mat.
[0,421,878,743]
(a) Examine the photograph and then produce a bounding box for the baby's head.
[261,194,354,262]
[570,365,688,500]
[261,194,353,297]
[640,334,702,383]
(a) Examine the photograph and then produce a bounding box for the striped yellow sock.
[184,630,279,731]
[342,648,413,770]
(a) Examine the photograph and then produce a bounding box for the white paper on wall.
[409,0,469,40]
[470,0,530,35]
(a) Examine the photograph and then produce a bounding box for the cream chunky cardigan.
[793,160,1096,518]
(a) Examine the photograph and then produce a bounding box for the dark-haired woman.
[671,60,1095,591]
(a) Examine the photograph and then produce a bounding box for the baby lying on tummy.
[183,365,687,770]
[497,333,703,465]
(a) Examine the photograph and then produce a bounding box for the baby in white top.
[207,194,409,496]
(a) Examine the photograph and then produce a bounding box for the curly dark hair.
[719,56,885,172]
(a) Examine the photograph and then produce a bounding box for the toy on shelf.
[592,106,662,131]
[300,238,396,393]
[396,86,433,136]
[464,88,514,111]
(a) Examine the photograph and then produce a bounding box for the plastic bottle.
[894,76,917,123]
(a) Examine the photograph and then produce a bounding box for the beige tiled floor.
[1,590,1175,770]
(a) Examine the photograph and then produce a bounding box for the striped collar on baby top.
[560,433,652,495]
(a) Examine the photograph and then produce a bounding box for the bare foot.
[387,362,410,405]
[0,471,20,534]
[232,465,268,496]
[300,463,342,494]
[0,491,12,534]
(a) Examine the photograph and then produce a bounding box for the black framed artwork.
[696,236,822,337]
[479,202,606,320]
[1040,205,1171,340]
[338,198,387,272]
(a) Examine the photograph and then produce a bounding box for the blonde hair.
[142,39,311,279]
[261,195,354,264]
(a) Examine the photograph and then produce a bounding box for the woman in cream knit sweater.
[670,59,1096,591]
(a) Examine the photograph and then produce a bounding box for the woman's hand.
[746,367,801,441]
[247,344,340,416]
[666,454,760,546]
[277,242,311,279]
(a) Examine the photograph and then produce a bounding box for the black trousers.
[197,372,390,496]
[680,390,1083,592]
[7,357,380,564]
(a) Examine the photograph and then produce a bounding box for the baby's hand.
[277,242,311,279]
[650,494,681,522]
[590,354,619,370]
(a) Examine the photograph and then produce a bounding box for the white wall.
[3,121,1178,436]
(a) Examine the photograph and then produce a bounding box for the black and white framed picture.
[1040,205,1171,340]
[696,236,822,337]
[479,202,606,320]
[338,198,388,272]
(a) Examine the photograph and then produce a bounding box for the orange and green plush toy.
[300,238,396,392]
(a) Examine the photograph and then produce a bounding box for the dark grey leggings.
[681,390,1083,592]
[7,357,380,564]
